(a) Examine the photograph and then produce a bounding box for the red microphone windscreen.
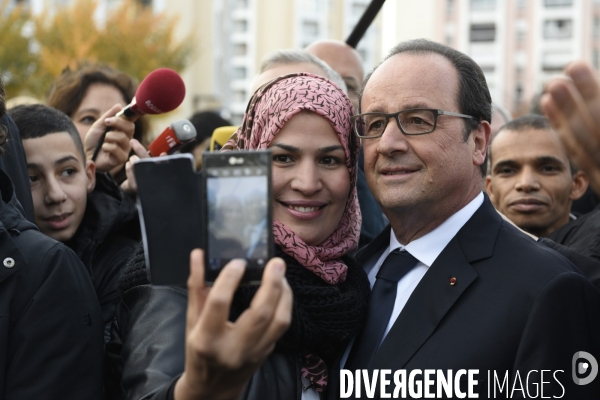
[133,68,186,115]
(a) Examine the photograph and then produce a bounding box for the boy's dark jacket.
[0,168,104,399]
[66,171,140,333]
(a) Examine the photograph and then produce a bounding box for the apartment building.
[192,0,382,124]
[438,0,600,116]
[10,0,600,122]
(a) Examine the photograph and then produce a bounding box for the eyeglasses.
[351,108,477,138]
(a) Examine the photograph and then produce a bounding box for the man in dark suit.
[331,39,600,399]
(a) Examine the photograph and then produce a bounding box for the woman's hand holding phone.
[174,249,292,400]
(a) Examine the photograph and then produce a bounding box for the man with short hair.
[306,39,365,111]
[486,115,588,237]
[333,39,600,399]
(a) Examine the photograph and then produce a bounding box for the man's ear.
[570,170,589,201]
[472,121,491,169]
[85,160,96,193]
[485,175,497,204]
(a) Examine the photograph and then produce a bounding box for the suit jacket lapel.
[370,197,503,370]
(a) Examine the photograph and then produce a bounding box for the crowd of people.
[0,36,599,400]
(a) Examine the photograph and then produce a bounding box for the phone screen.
[203,151,272,284]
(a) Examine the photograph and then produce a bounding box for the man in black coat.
[0,129,104,400]
[331,39,600,399]
[0,75,104,399]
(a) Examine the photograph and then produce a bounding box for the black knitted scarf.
[230,248,369,367]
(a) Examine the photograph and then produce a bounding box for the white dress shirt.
[340,192,484,368]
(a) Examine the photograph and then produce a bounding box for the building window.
[233,19,248,33]
[137,0,152,6]
[595,17,600,38]
[233,43,247,57]
[543,51,571,71]
[515,83,523,104]
[234,0,248,9]
[352,2,367,15]
[302,20,319,37]
[594,49,600,69]
[515,66,523,80]
[544,19,573,39]
[232,66,246,80]
[447,0,454,14]
[300,0,320,14]
[471,0,496,11]
[517,0,527,8]
[470,24,496,42]
[232,90,246,104]
[544,0,573,6]
[480,66,495,73]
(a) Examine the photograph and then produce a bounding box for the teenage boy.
[10,104,139,341]
[0,82,103,399]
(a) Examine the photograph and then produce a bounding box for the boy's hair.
[9,104,86,161]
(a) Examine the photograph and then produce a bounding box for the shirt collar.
[388,192,484,267]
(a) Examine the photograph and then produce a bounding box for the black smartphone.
[135,154,203,286]
[202,150,273,284]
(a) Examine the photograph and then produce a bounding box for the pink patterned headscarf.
[222,73,361,285]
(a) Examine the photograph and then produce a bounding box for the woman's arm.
[107,250,293,400]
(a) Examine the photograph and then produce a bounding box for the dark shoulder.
[7,229,95,311]
[491,220,584,285]
[548,207,599,243]
[16,228,84,269]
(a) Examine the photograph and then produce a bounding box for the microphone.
[148,119,197,156]
[117,68,186,120]
[92,68,186,161]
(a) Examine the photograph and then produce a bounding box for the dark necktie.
[344,249,419,371]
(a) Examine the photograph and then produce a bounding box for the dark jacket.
[0,114,34,222]
[539,237,600,291]
[66,172,140,340]
[329,197,600,399]
[0,168,104,399]
[105,247,369,400]
[547,204,600,263]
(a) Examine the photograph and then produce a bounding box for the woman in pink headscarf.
[106,74,370,400]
